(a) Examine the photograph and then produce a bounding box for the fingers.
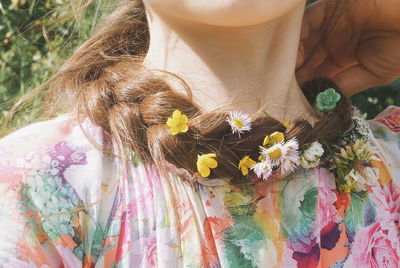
[298,0,327,66]
[332,65,398,97]
[296,45,334,84]
[296,43,305,69]
[300,0,329,41]
[297,0,357,83]
[299,0,400,95]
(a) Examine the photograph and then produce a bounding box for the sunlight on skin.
[142,0,318,123]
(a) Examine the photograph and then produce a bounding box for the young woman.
[1,0,399,267]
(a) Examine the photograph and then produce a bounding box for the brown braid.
[7,0,354,181]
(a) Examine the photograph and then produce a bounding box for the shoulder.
[0,113,106,152]
[0,113,114,189]
[0,114,118,266]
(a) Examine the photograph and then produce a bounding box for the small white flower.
[353,116,371,137]
[336,139,380,166]
[344,167,380,192]
[252,159,273,180]
[279,138,300,175]
[300,141,324,169]
[227,111,252,137]
[259,142,285,167]
[345,168,363,182]
[363,167,380,184]
[300,159,318,169]
[258,138,300,176]
[353,139,380,162]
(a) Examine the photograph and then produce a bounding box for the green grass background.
[1,0,399,130]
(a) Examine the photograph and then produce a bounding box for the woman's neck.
[143,2,316,122]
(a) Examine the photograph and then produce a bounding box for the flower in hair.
[283,121,291,128]
[197,153,218,178]
[278,139,301,175]
[260,143,285,166]
[342,167,380,193]
[315,88,341,112]
[252,159,273,180]
[227,111,252,137]
[238,156,257,176]
[263,131,285,147]
[332,139,381,192]
[334,139,379,167]
[342,115,372,143]
[259,138,300,177]
[300,141,324,168]
[166,110,189,135]
[252,136,300,180]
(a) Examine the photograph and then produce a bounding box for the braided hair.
[40,0,353,181]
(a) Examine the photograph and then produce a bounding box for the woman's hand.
[296,0,400,96]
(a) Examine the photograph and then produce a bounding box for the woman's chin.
[143,0,306,27]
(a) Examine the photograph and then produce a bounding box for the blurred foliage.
[0,0,398,132]
[0,0,104,129]
[351,80,400,119]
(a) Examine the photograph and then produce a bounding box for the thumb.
[296,43,305,69]
[332,64,397,97]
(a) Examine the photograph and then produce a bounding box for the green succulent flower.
[315,88,341,112]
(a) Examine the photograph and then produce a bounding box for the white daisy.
[259,138,300,177]
[252,159,273,180]
[300,141,324,169]
[259,142,285,167]
[279,138,300,175]
[226,111,252,137]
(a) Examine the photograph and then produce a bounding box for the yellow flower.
[343,185,352,193]
[238,156,257,176]
[263,131,285,146]
[283,121,291,128]
[197,153,218,178]
[340,181,354,193]
[166,110,189,135]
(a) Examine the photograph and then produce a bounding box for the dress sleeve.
[0,114,115,267]
[368,105,400,186]
[0,120,66,267]
[0,165,65,267]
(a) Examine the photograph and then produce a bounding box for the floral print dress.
[0,106,399,268]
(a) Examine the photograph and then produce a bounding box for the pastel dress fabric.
[1,106,400,268]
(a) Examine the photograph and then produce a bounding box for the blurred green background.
[0,0,399,129]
